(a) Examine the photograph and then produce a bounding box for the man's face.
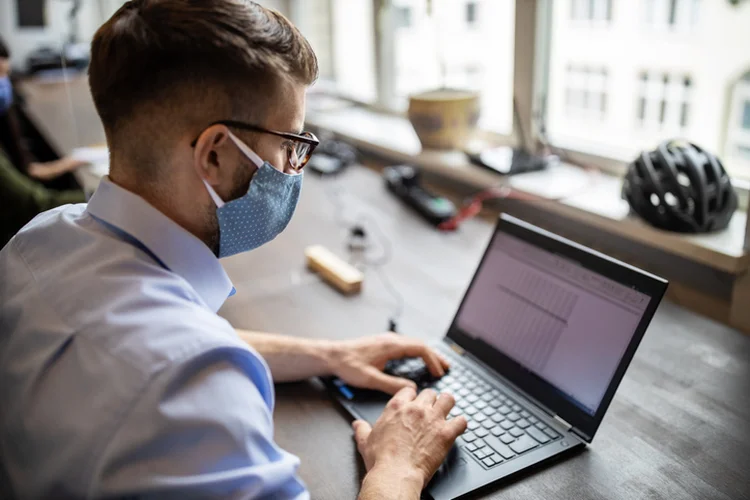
[201,79,307,203]
[190,79,307,253]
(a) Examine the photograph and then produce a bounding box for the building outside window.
[546,0,749,178]
[565,65,608,120]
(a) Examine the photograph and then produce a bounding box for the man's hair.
[88,0,317,161]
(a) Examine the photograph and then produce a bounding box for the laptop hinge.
[553,415,572,431]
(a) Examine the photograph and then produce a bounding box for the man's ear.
[193,124,231,185]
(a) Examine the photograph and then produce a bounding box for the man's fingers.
[393,340,446,377]
[438,353,450,370]
[368,367,418,396]
[446,415,468,438]
[352,419,372,451]
[433,391,456,417]
[415,388,438,406]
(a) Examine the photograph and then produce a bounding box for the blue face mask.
[202,131,303,258]
[0,77,13,114]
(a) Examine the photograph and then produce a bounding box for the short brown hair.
[89,0,317,141]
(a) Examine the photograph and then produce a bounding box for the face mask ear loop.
[227,130,264,168]
[202,179,226,209]
[200,130,263,209]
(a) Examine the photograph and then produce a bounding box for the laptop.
[323,214,667,500]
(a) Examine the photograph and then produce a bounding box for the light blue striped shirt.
[0,178,308,499]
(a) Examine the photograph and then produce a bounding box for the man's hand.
[329,333,450,395]
[236,330,448,390]
[355,387,467,499]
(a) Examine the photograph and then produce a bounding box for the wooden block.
[305,245,364,295]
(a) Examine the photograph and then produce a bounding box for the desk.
[220,166,750,500]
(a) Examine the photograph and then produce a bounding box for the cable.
[321,170,406,329]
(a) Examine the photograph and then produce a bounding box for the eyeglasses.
[192,120,319,171]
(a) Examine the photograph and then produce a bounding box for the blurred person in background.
[0,35,86,248]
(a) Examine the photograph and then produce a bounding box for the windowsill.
[306,100,750,275]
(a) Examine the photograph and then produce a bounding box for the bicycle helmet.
[623,140,737,233]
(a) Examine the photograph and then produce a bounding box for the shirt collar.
[86,177,233,312]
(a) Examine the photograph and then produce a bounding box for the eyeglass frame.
[190,120,320,170]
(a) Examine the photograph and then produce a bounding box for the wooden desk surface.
[219,166,750,500]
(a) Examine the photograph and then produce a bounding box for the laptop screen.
[455,231,651,416]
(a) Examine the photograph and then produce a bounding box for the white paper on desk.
[71,146,109,165]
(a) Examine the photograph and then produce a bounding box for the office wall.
[0,0,291,70]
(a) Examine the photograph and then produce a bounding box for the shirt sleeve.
[89,345,309,500]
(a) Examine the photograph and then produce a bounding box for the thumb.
[365,366,418,395]
[352,419,372,451]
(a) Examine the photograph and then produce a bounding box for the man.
[0,1,466,499]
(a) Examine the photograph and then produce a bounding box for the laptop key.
[489,400,502,409]
[475,448,489,460]
[458,388,470,397]
[507,412,521,422]
[475,428,489,438]
[516,418,531,429]
[481,392,494,402]
[485,435,517,460]
[474,438,486,449]
[543,428,560,439]
[512,404,522,412]
[466,394,479,403]
[535,422,546,430]
[481,419,495,430]
[474,413,488,423]
[500,434,516,444]
[498,405,512,415]
[482,406,495,416]
[491,414,505,423]
[482,457,495,468]
[520,410,531,418]
[465,406,478,416]
[475,400,488,410]
[527,426,551,444]
[489,453,503,464]
[467,421,479,431]
[509,435,539,454]
[491,427,504,437]
[465,442,478,452]
[456,399,469,409]
[528,416,539,424]
[463,432,477,442]
[500,420,514,430]
[509,427,524,438]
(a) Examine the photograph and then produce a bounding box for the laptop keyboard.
[385,353,562,469]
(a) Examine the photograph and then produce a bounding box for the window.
[292,0,377,103]
[571,0,612,22]
[565,65,608,119]
[466,2,478,26]
[394,5,413,29]
[636,71,691,130]
[544,0,750,179]
[644,0,699,31]
[725,73,750,177]
[389,0,516,133]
